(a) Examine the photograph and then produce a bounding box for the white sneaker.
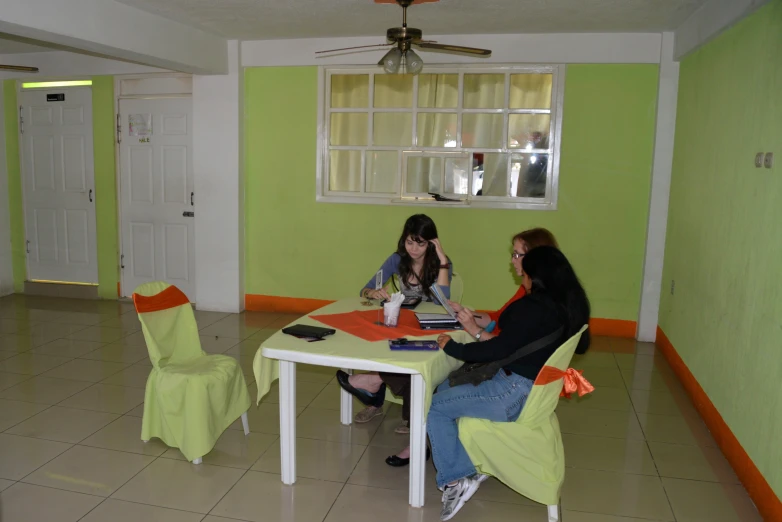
[476,473,490,484]
[440,476,482,521]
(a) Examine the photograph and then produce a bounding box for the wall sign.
[129,113,152,138]
[46,93,65,102]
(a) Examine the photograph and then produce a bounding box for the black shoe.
[385,447,431,467]
[335,370,386,408]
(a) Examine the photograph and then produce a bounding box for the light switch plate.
[764,152,774,168]
[755,153,764,167]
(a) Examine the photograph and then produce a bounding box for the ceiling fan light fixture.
[405,49,424,74]
[380,47,403,74]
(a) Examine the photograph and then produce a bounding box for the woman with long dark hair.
[429,246,590,521]
[338,214,453,445]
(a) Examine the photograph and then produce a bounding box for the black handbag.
[447,327,564,387]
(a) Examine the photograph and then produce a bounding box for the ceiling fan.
[0,65,38,72]
[316,0,491,74]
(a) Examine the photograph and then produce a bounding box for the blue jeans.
[427,370,534,489]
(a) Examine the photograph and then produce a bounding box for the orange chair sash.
[534,366,595,398]
[133,286,190,314]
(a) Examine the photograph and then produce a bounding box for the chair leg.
[241,411,250,435]
[547,504,560,522]
[192,457,203,465]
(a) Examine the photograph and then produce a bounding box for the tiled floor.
[0,294,763,522]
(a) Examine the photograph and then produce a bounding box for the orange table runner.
[311,308,452,342]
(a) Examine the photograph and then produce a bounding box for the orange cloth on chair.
[534,366,595,398]
[311,308,451,342]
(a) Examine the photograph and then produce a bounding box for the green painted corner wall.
[2,76,118,298]
[660,0,782,498]
[244,64,658,320]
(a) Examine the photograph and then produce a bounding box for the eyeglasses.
[511,253,525,260]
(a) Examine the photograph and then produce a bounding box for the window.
[318,65,564,209]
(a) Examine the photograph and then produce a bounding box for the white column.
[192,40,245,312]
[637,32,680,341]
[0,81,13,296]
[340,368,353,425]
[409,373,427,507]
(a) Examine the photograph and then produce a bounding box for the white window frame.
[316,64,565,210]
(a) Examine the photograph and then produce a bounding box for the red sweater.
[487,285,527,333]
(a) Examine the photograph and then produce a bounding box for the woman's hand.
[365,288,390,301]
[447,300,464,313]
[456,309,480,337]
[430,238,448,265]
[437,334,452,349]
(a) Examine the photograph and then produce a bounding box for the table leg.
[409,373,426,508]
[279,360,297,485]
[340,368,353,425]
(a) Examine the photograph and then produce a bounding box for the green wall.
[660,0,782,498]
[3,76,118,298]
[245,64,659,320]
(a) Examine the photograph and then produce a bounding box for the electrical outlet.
[755,153,765,167]
[670,280,675,295]
[764,152,774,169]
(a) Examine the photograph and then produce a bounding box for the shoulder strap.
[484,326,564,372]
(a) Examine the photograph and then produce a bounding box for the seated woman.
[448,227,558,340]
[430,246,590,521]
[336,214,452,447]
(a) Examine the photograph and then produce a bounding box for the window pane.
[329,150,362,192]
[508,114,551,149]
[512,153,548,198]
[331,75,368,108]
[417,113,457,147]
[373,113,412,146]
[406,157,442,194]
[418,74,458,108]
[330,113,367,146]
[463,74,504,109]
[509,74,552,109]
[444,157,469,195]
[366,151,398,193]
[472,153,508,197]
[374,74,413,108]
[462,113,503,149]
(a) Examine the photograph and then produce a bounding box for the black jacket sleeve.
[443,295,563,364]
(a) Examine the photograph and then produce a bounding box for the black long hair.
[395,214,441,298]
[522,246,591,354]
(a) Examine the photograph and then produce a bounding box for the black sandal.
[385,447,431,467]
[335,370,386,408]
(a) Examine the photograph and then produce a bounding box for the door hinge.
[120,254,125,270]
[26,240,30,254]
[19,106,24,135]
[116,113,122,144]
[191,192,194,206]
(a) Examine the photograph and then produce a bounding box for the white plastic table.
[253,298,464,508]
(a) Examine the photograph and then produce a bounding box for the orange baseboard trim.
[588,318,636,338]
[245,294,335,314]
[656,327,782,521]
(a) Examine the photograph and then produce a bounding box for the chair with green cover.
[457,325,590,522]
[133,281,251,464]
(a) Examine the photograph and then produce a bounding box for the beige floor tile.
[40,359,129,382]
[563,433,657,475]
[0,433,72,480]
[253,437,365,482]
[635,342,657,355]
[199,334,241,354]
[571,351,620,369]
[227,402,306,435]
[614,353,667,371]
[562,468,674,520]
[26,322,91,337]
[638,413,717,447]
[557,407,645,440]
[0,349,19,361]
[309,383,372,412]
[368,413,413,448]
[125,403,145,417]
[630,388,697,417]
[80,343,149,364]
[610,337,642,354]
[297,406,382,445]
[67,326,128,344]
[97,315,142,333]
[161,431,277,468]
[101,365,152,388]
[222,338,262,357]
[247,327,279,341]
[0,376,93,404]
[6,406,119,443]
[193,310,230,328]
[562,510,657,521]
[59,383,145,414]
[211,470,343,522]
[621,367,683,393]
[54,311,106,326]
[30,338,107,358]
[81,499,205,522]
[200,315,262,339]
[0,319,29,335]
[0,398,50,431]
[112,458,244,514]
[203,517,254,522]
[648,442,739,483]
[22,445,155,496]
[0,334,38,352]
[348,444,437,491]
[588,336,614,352]
[0,482,103,522]
[662,477,762,522]
[557,386,632,412]
[0,352,72,375]
[0,371,30,391]
[470,475,541,506]
[81,416,170,456]
[258,379,328,408]
[0,479,13,492]
[110,332,148,348]
[324,484,442,522]
[578,366,626,389]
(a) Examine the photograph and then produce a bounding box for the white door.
[20,87,98,284]
[119,97,195,301]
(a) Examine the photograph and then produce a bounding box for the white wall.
[0,51,168,80]
[0,81,13,296]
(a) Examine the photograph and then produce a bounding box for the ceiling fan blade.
[0,65,39,72]
[414,42,491,56]
[316,44,392,54]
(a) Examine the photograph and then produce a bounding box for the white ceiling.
[114,0,708,40]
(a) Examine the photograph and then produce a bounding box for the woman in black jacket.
[430,246,590,521]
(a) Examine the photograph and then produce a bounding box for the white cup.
[383,305,400,327]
